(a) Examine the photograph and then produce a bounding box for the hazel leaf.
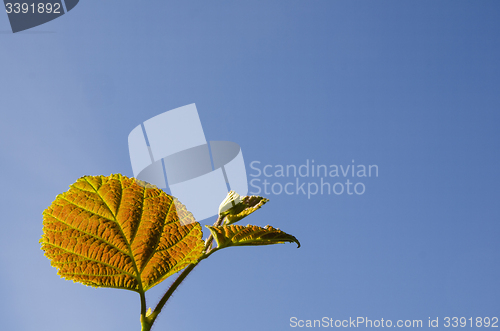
[40,174,204,292]
[206,224,300,249]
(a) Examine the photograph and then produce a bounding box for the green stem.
[147,263,197,326]
[141,314,152,331]
[139,291,150,331]
[139,291,146,315]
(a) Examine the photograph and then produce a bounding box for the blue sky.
[1,1,499,330]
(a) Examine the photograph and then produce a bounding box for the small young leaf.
[218,190,242,215]
[223,196,269,225]
[206,224,300,249]
[40,174,204,292]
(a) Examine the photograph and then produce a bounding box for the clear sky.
[1,1,499,330]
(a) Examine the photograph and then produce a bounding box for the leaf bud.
[218,190,242,215]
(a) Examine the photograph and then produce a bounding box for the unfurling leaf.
[223,195,269,225]
[40,174,204,292]
[218,190,242,215]
[206,224,300,249]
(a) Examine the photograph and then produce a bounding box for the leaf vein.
[43,242,137,279]
[45,210,130,257]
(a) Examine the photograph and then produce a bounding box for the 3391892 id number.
[5,3,61,14]
[444,317,498,327]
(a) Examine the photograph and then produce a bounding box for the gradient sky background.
[1,1,499,330]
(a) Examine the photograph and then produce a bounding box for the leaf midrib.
[83,176,145,292]
[138,199,173,273]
